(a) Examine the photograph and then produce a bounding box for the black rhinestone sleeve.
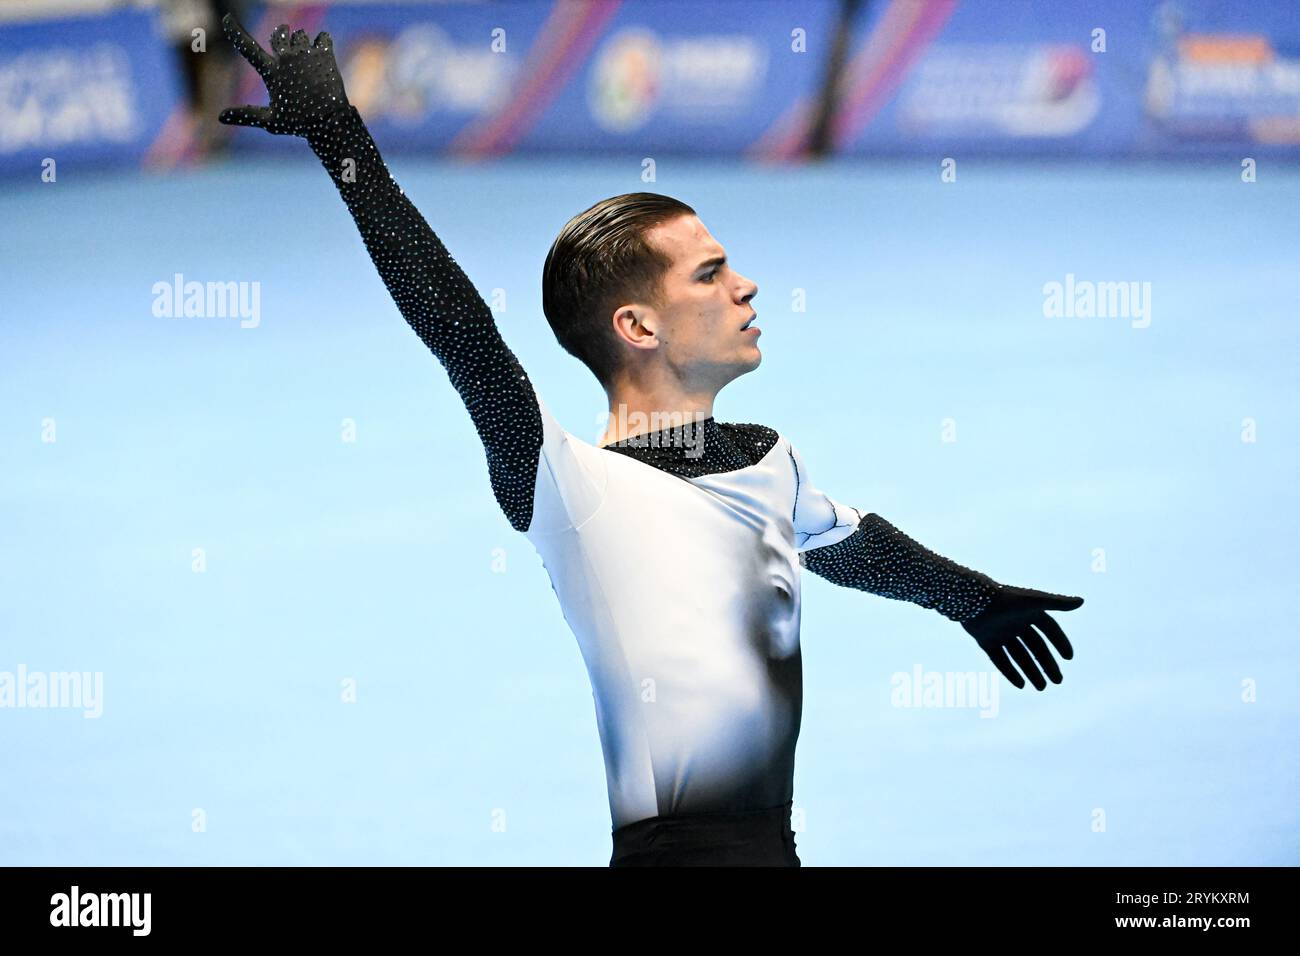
[306,106,543,533]
[801,513,1002,623]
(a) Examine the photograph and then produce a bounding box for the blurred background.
[1,0,1297,866]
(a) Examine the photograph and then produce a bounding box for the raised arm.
[218,16,543,532]
[787,441,1083,691]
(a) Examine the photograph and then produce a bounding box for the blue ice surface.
[0,151,1297,866]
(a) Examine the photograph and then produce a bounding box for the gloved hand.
[961,585,1082,691]
[217,14,350,137]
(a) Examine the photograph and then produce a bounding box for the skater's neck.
[598,380,716,447]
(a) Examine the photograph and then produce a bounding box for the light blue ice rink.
[1,153,1297,865]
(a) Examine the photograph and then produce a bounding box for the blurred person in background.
[160,0,250,157]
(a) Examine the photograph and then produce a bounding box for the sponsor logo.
[900,44,1100,137]
[1145,34,1300,144]
[589,28,767,133]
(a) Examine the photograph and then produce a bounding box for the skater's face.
[612,214,760,390]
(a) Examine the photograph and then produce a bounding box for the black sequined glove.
[961,585,1082,691]
[217,14,350,138]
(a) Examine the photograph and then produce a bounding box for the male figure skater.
[219,18,1084,867]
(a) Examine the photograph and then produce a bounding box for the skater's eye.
[694,255,727,284]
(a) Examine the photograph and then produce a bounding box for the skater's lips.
[740,312,758,330]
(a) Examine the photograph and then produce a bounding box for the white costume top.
[525,399,861,828]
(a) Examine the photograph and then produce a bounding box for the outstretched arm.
[218,16,543,533]
[802,515,1082,690]
[788,442,1083,691]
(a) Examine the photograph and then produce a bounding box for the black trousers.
[609,800,800,867]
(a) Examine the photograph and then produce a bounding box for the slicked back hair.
[542,192,697,388]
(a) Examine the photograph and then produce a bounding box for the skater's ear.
[610,303,662,354]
